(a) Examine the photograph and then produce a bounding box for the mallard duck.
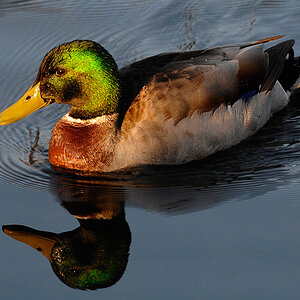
[0,36,299,174]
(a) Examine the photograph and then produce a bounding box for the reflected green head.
[50,223,131,290]
[35,40,121,119]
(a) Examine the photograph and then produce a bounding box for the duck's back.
[111,38,295,170]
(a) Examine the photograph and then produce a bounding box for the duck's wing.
[118,36,294,130]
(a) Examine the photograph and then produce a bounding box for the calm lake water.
[1,0,300,299]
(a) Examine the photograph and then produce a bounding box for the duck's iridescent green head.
[0,40,121,124]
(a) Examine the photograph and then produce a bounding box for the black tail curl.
[278,49,300,94]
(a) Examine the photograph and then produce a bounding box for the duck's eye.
[56,68,67,77]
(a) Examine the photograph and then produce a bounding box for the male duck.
[0,36,299,174]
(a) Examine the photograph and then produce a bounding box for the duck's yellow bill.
[0,83,49,126]
[3,225,58,261]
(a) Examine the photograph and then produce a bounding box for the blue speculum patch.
[241,90,258,102]
[231,89,258,105]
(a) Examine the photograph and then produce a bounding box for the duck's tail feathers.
[260,39,295,93]
[239,35,284,49]
[251,35,285,46]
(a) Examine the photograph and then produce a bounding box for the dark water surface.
[1,0,300,299]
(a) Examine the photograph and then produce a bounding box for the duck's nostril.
[26,95,31,100]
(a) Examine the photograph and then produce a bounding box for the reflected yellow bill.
[3,225,58,261]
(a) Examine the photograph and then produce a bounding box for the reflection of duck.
[0,36,299,174]
[3,199,131,290]
[2,140,299,290]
